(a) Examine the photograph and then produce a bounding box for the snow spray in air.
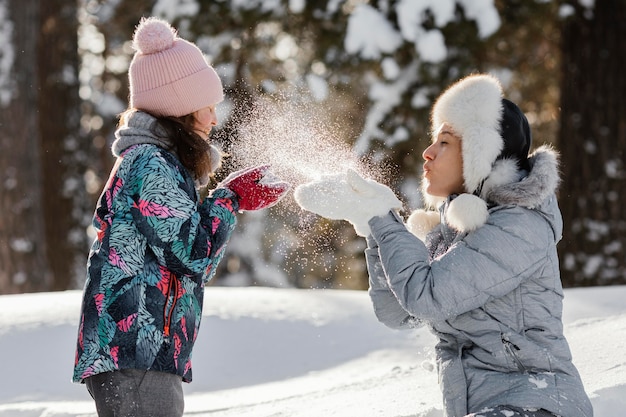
[226,94,382,197]
[218,93,394,288]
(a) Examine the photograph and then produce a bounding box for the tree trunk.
[0,1,50,293]
[38,0,84,291]
[558,0,626,286]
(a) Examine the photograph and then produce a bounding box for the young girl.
[295,74,592,417]
[73,17,289,416]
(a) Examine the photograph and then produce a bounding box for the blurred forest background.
[0,0,624,294]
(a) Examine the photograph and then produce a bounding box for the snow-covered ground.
[0,285,624,416]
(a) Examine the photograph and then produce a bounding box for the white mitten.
[294,169,403,237]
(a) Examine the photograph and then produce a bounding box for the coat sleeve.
[124,148,238,280]
[366,236,420,330]
[369,208,553,322]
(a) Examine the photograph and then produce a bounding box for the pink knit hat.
[129,17,224,117]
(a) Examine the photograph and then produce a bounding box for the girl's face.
[422,123,465,197]
[193,105,218,137]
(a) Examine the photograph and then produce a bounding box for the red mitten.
[220,165,290,211]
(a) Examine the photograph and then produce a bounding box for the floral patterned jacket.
[73,134,238,383]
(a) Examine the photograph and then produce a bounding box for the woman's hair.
[118,109,214,181]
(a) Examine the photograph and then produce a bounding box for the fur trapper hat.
[416,74,533,236]
[431,74,531,195]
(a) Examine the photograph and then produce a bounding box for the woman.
[73,17,289,416]
[294,74,592,417]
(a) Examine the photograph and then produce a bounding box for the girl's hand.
[220,165,290,211]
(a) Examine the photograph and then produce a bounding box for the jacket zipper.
[163,277,179,337]
[501,334,528,373]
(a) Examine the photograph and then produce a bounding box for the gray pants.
[85,369,184,417]
[465,405,557,417]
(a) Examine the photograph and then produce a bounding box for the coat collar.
[482,145,560,209]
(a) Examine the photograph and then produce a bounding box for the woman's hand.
[294,169,402,237]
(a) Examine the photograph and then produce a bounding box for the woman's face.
[422,123,465,197]
[193,105,218,137]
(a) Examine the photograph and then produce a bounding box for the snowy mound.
[0,286,624,416]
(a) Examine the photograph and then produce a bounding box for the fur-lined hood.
[408,145,559,240]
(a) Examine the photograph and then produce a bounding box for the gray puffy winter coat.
[366,147,593,417]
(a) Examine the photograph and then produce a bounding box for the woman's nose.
[423,144,434,161]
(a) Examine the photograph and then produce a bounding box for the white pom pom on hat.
[407,209,440,241]
[407,195,488,237]
[445,194,489,233]
[132,17,176,54]
[128,17,224,117]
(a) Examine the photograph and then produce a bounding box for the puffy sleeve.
[369,208,553,322]
[366,234,421,330]
[123,147,238,282]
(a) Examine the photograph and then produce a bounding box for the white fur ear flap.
[407,209,440,241]
[445,194,489,232]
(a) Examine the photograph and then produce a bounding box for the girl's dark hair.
[156,114,213,181]
[118,109,214,181]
